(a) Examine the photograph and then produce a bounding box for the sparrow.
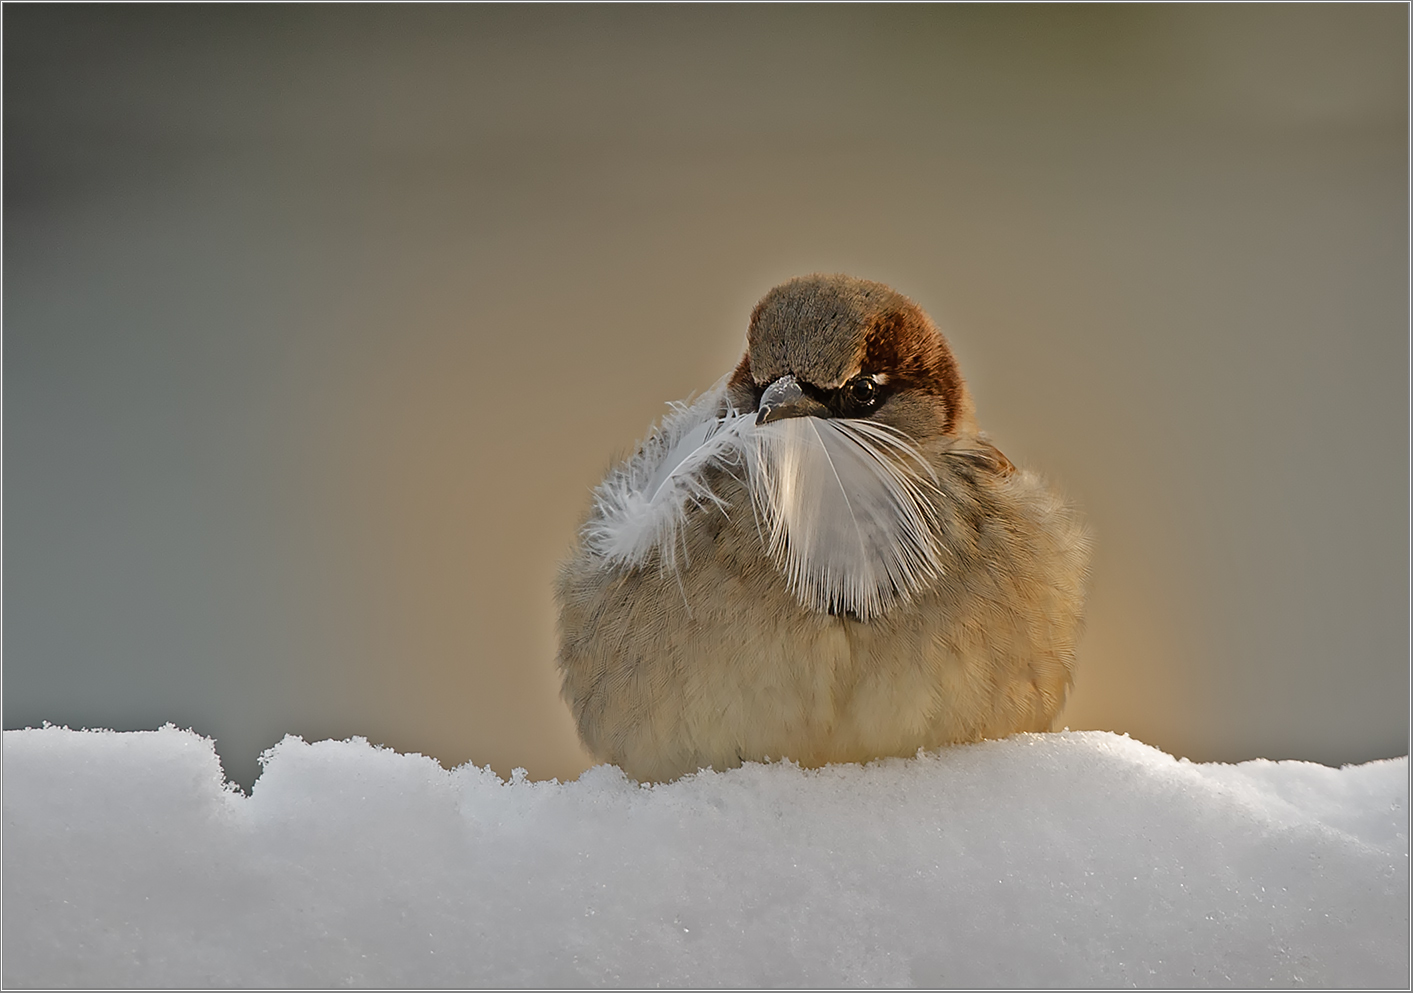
[557,274,1090,783]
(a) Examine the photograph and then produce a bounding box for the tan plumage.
[557,274,1090,782]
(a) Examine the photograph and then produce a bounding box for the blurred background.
[6,5,1408,789]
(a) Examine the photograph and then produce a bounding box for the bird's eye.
[846,375,879,407]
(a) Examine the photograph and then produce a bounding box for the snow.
[4,726,1407,988]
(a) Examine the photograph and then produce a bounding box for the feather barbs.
[584,387,948,621]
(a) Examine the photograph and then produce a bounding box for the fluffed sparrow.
[557,274,1090,782]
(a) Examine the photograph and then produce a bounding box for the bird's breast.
[652,484,955,769]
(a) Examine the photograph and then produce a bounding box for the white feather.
[585,386,947,619]
[583,387,746,571]
[743,417,946,620]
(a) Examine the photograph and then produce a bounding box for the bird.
[556,274,1090,783]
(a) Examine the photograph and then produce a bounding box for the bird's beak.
[756,374,830,425]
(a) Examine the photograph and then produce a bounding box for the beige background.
[6,5,1408,788]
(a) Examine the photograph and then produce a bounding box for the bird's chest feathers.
[586,391,948,621]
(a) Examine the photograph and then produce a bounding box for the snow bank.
[4,727,1407,989]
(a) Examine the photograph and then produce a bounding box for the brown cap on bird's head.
[727,274,976,440]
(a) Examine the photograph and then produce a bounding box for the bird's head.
[726,274,976,441]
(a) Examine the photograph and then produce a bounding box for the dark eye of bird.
[844,375,879,410]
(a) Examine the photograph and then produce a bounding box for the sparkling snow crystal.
[3,726,1408,988]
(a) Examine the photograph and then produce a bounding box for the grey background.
[6,5,1408,789]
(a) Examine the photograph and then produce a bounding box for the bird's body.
[557,275,1090,782]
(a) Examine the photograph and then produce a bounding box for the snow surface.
[4,726,1408,989]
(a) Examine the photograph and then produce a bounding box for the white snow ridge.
[3,726,1408,988]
